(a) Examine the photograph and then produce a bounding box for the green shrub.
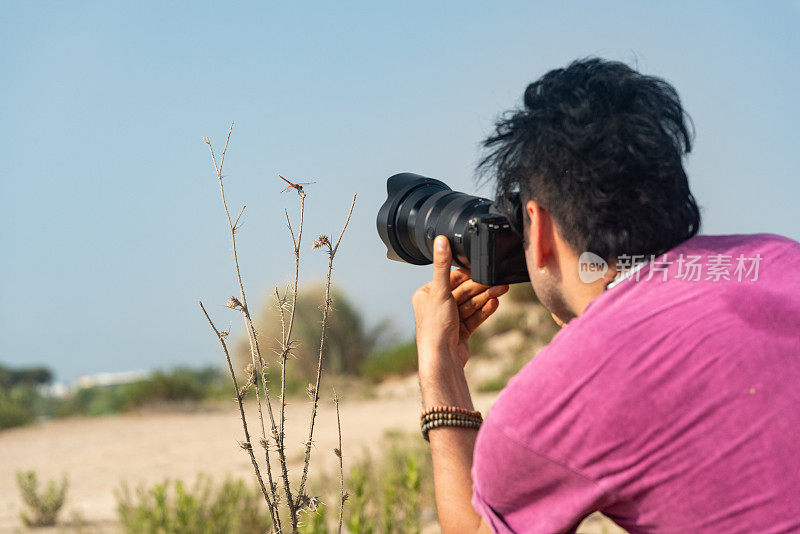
[123,368,214,407]
[2,366,234,427]
[340,435,433,533]
[116,475,270,534]
[300,502,329,534]
[360,341,418,383]
[16,470,69,527]
[0,386,38,430]
[347,463,374,534]
[301,434,434,533]
[54,367,229,419]
[57,384,129,417]
[241,285,373,378]
[0,363,53,431]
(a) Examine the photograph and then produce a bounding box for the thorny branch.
[279,193,305,497]
[204,124,292,530]
[295,193,357,509]
[202,124,354,533]
[199,301,278,528]
[333,389,347,534]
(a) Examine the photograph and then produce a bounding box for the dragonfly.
[279,175,316,194]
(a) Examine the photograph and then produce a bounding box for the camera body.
[377,173,529,286]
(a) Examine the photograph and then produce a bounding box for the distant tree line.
[0,364,52,390]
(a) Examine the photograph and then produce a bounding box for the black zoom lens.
[376,173,530,286]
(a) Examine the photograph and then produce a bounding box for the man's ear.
[525,200,553,269]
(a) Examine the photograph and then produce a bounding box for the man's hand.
[411,235,508,533]
[412,235,508,376]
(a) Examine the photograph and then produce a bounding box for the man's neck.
[564,264,618,318]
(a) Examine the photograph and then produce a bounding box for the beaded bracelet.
[420,406,482,441]
[420,412,480,428]
[421,405,481,419]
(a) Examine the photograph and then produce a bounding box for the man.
[412,58,800,533]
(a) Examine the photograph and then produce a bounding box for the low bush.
[55,367,230,418]
[0,386,38,430]
[0,366,259,431]
[116,475,270,534]
[16,470,69,527]
[303,433,434,533]
[359,341,418,383]
[243,285,374,377]
[123,367,223,408]
[54,384,129,417]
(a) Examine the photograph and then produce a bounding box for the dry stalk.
[277,195,305,519]
[201,125,355,534]
[333,389,347,534]
[295,194,356,509]
[204,125,292,530]
[198,301,278,528]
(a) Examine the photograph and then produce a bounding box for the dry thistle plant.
[199,124,355,533]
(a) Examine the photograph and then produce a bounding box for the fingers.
[463,298,500,335]
[451,277,489,304]
[458,285,508,320]
[431,236,453,296]
[451,275,508,305]
[449,268,471,290]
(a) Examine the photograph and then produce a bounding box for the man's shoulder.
[677,232,799,255]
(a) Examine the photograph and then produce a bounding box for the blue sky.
[1,2,798,381]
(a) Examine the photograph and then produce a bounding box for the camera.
[376,173,530,286]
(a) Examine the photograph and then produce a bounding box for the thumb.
[432,235,453,294]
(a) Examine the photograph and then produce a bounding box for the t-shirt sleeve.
[471,418,609,534]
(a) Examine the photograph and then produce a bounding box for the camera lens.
[377,173,494,270]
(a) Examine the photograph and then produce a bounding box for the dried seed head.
[306,383,316,400]
[297,494,321,513]
[312,235,330,249]
[239,441,252,451]
[238,385,249,399]
[226,297,243,310]
[333,447,341,459]
[259,437,268,449]
[245,363,257,385]
[342,491,350,504]
[308,496,321,512]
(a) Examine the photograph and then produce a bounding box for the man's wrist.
[418,351,474,410]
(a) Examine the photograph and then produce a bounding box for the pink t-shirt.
[471,234,800,533]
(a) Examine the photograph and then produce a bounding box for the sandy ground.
[0,379,623,533]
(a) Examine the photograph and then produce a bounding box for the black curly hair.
[479,58,701,262]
